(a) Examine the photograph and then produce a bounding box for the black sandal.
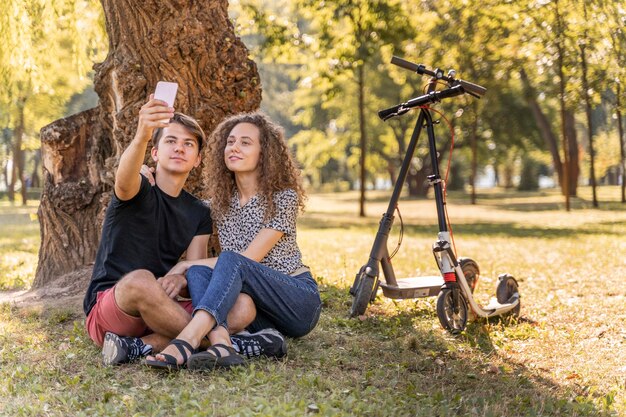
[145,339,196,371]
[187,344,245,371]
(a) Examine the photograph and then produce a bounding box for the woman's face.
[224,122,262,174]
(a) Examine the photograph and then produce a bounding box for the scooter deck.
[379,275,443,299]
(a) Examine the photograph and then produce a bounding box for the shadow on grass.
[314,189,626,213]
[314,283,615,416]
[465,192,626,213]
[490,200,626,213]
[300,213,620,238]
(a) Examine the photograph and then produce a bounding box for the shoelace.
[232,339,262,358]
[127,340,152,361]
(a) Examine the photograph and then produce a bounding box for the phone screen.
[154,81,178,107]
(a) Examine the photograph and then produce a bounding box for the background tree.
[33,0,261,289]
[574,1,605,207]
[602,2,626,203]
[296,0,413,216]
[410,1,505,203]
[237,0,415,209]
[0,0,105,205]
[234,0,624,213]
[511,0,584,211]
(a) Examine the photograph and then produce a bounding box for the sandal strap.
[170,338,196,362]
[206,343,237,358]
[158,353,179,366]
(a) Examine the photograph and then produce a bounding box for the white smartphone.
[154,81,178,107]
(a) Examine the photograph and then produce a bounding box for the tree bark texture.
[34,0,261,289]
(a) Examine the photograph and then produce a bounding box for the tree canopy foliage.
[232,0,626,208]
[1,0,625,209]
[0,0,106,203]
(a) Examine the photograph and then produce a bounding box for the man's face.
[151,123,201,174]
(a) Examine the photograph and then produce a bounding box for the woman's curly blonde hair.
[203,112,306,221]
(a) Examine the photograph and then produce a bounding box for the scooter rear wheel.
[496,274,521,318]
[349,273,376,317]
[436,288,468,334]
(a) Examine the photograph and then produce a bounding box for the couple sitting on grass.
[82,96,322,371]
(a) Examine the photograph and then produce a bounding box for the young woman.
[146,112,321,370]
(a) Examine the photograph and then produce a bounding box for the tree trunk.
[31,150,41,189]
[502,163,514,189]
[17,103,28,206]
[519,68,563,187]
[564,109,579,197]
[33,0,261,289]
[8,137,16,203]
[386,158,397,186]
[493,160,500,187]
[2,162,7,192]
[357,63,366,217]
[10,98,27,205]
[579,5,597,207]
[555,0,571,210]
[469,112,478,205]
[617,82,625,203]
[407,168,429,197]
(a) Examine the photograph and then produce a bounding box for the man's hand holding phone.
[154,81,178,108]
[135,81,178,143]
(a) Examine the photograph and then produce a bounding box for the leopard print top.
[214,189,303,274]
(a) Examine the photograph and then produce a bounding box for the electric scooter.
[349,56,521,333]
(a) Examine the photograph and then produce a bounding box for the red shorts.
[85,286,193,347]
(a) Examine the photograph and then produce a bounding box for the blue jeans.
[186,251,322,338]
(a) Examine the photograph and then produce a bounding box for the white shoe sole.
[102,332,126,366]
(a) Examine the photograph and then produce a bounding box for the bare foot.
[146,339,194,366]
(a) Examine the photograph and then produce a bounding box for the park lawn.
[0,201,40,291]
[0,187,625,416]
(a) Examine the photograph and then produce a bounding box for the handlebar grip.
[391,56,421,72]
[458,79,486,97]
[378,104,402,120]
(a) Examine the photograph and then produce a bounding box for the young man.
[83,97,274,366]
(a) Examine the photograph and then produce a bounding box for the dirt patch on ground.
[0,266,91,313]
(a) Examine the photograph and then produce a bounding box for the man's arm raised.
[115,96,174,200]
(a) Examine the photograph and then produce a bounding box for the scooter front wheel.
[349,273,376,317]
[436,288,468,334]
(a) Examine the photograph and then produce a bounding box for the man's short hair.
[151,113,206,151]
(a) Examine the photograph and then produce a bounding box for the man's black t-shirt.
[83,176,212,315]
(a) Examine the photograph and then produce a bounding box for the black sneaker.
[230,328,287,359]
[102,332,152,366]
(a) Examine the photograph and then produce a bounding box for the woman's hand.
[167,260,191,276]
[140,164,156,185]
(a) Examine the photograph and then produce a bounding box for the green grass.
[0,201,40,290]
[1,187,625,416]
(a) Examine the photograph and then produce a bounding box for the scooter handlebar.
[390,56,422,73]
[390,55,486,98]
[378,85,466,121]
[458,79,486,98]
